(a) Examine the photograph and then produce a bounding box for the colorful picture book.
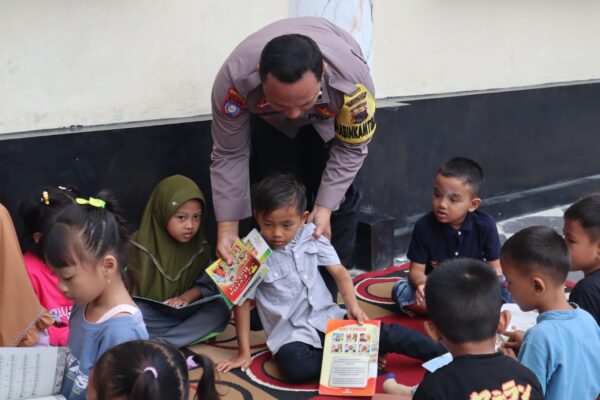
[205,229,271,307]
[319,319,381,397]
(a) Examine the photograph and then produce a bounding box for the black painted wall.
[2,82,600,257]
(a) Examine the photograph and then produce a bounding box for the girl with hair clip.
[19,186,78,346]
[129,175,230,347]
[43,191,148,400]
[87,340,220,400]
[0,203,54,347]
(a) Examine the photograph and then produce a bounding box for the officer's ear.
[256,63,260,71]
[322,62,328,78]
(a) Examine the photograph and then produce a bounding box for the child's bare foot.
[383,373,416,397]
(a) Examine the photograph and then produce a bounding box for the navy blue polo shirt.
[407,210,501,275]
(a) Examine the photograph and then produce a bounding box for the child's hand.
[164,296,188,308]
[499,345,518,360]
[501,329,525,353]
[216,353,252,373]
[415,284,426,305]
[347,305,369,325]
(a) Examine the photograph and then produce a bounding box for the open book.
[319,320,381,397]
[0,346,67,400]
[205,229,271,307]
[133,294,224,319]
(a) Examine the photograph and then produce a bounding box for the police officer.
[211,17,376,279]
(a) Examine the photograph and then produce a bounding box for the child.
[0,203,54,347]
[129,175,230,347]
[87,340,219,400]
[500,225,600,399]
[44,191,148,399]
[385,258,543,399]
[19,186,76,346]
[392,157,507,316]
[217,173,446,383]
[563,193,600,325]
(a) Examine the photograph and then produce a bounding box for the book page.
[329,356,369,388]
[0,347,67,400]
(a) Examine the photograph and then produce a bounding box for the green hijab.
[130,175,211,301]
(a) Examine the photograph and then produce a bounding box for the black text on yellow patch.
[335,84,376,144]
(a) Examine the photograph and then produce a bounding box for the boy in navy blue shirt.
[392,157,508,315]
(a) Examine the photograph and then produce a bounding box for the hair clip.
[41,191,50,205]
[144,366,158,379]
[75,197,106,208]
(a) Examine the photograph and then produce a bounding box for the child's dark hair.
[19,186,78,258]
[437,157,484,196]
[426,258,502,344]
[43,190,132,288]
[91,340,219,400]
[500,225,570,285]
[564,193,600,241]
[252,173,307,216]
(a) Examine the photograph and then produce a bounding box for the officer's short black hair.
[500,225,570,286]
[437,157,484,197]
[564,193,600,241]
[259,34,323,84]
[426,258,502,344]
[252,173,307,216]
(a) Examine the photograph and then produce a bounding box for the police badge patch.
[335,84,376,144]
[222,87,248,118]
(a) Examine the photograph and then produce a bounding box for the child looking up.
[19,186,76,346]
[393,157,508,316]
[563,193,600,325]
[129,175,230,347]
[217,173,368,383]
[44,192,148,399]
[500,226,600,399]
[88,340,219,400]
[385,258,543,399]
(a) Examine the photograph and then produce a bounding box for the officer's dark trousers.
[249,116,361,301]
[272,323,446,384]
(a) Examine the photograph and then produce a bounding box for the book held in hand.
[205,229,271,307]
[319,319,381,397]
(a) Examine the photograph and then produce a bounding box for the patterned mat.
[187,264,427,399]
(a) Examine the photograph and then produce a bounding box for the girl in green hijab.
[130,175,230,347]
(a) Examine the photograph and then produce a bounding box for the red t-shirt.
[23,252,72,346]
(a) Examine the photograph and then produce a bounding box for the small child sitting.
[563,193,600,325]
[392,157,508,316]
[384,258,543,399]
[88,340,219,400]
[19,186,76,346]
[500,226,600,399]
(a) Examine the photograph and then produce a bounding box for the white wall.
[373,0,600,99]
[2,1,600,135]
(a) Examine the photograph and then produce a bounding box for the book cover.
[133,294,224,319]
[205,229,271,306]
[319,319,381,397]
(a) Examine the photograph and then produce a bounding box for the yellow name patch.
[335,84,376,144]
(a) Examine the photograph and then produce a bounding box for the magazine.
[133,294,224,318]
[0,347,67,400]
[319,319,381,397]
[205,229,271,307]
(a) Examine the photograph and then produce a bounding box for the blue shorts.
[392,277,514,313]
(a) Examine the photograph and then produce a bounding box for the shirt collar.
[440,211,475,236]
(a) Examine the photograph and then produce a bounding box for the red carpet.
[187,264,426,399]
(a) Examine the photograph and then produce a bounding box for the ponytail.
[130,367,162,400]
[191,354,220,400]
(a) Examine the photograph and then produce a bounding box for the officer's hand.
[216,221,239,265]
[308,204,332,240]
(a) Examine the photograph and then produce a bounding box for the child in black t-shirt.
[563,193,600,326]
[384,258,543,400]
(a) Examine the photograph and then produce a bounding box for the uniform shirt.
[414,352,543,400]
[211,17,376,221]
[569,268,600,326]
[519,305,600,399]
[407,211,501,274]
[61,305,148,400]
[250,223,346,354]
[23,252,72,346]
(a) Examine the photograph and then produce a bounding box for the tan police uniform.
[211,17,376,222]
